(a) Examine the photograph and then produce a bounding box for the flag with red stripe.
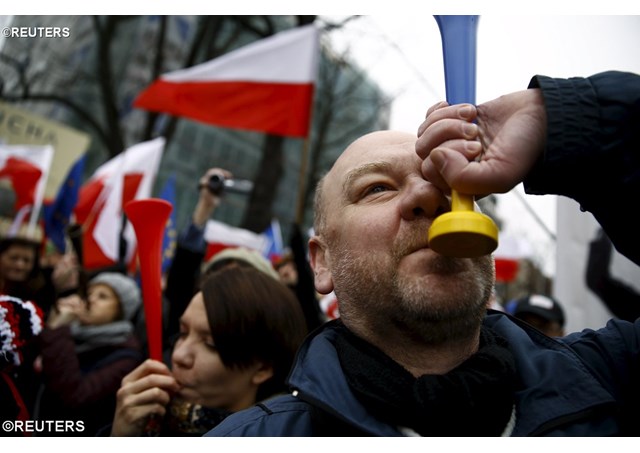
[134,25,319,138]
[74,138,165,269]
[0,145,54,232]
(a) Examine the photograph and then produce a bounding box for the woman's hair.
[200,266,308,401]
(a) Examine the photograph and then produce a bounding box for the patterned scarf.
[143,397,232,436]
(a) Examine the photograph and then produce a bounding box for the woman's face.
[171,292,272,411]
[0,245,35,283]
[80,283,122,325]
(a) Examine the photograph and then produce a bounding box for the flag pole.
[294,72,317,226]
[295,138,311,225]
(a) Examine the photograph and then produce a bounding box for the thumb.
[430,148,472,190]
[431,147,496,195]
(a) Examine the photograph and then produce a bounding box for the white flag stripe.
[162,25,319,84]
[94,138,165,262]
[494,233,533,260]
[204,219,267,252]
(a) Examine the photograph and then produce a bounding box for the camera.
[204,174,254,196]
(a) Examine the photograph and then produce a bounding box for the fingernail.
[432,150,447,171]
[459,105,474,119]
[465,140,483,154]
[463,123,477,138]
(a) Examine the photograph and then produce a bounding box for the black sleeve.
[524,71,640,265]
[586,229,640,322]
[290,224,324,332]
[164,244,205,342]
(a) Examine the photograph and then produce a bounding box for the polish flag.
[319,292,340,320]
[134,24,319,138]
[0,145,54,230]
[203,219,268,261]
[74,138,164,269]
[494,233,532,283]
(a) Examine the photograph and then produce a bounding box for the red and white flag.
[493,233,533,283]
[0,144,54,231]
[134,24,319,138]
[203,219,268,261]
[319,291,340,320]
[74,138,165,269]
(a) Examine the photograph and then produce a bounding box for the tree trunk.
[241,134,284,233]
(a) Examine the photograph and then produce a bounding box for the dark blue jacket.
[205,313,640,436]
[206,71,640,436]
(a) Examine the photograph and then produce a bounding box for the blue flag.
[43,155,87,253]
[261,218,284,263]
[158,173,177,274]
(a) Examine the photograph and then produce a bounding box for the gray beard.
[330,243,494,346]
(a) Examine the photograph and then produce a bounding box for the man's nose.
[399,178,449,221]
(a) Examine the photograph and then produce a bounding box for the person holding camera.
[163,168,233,345]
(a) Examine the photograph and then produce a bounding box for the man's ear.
[309,236,334,295]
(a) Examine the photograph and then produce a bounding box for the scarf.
[143,397,232,436]
[335,323,518,436]
[70,320,133,354]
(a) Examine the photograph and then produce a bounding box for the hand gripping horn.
[124,198,173,361]
[428,15,498,258]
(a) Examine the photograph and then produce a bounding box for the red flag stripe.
[135,80,314,138]
[0,157,43,210]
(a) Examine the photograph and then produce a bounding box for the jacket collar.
[288,320,404,436]
[289,313,616,436]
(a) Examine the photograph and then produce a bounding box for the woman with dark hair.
[0,237,48,307]
[110,265,307,436]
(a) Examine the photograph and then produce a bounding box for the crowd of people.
[1,69,639,437]
[0,165,317,437]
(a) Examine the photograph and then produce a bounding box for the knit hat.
[512,294,565,327]
[0,295,44,369]
[204,247,279,281]
[89,272,141,321]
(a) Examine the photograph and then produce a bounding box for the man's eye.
[365,184,389,196]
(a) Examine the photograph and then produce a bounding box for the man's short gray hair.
[312,176,327,235]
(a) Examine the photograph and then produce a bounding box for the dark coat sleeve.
[290,224,324,332]
[164,244,204,343]
[524,71,640,266]
[586,229,640,321]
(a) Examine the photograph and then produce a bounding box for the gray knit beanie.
[89,272,141,321]
[204,247,279,281]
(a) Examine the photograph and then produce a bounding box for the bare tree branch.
[141,15,167,141]
[92,15,125,156]
[318,15,362,31]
